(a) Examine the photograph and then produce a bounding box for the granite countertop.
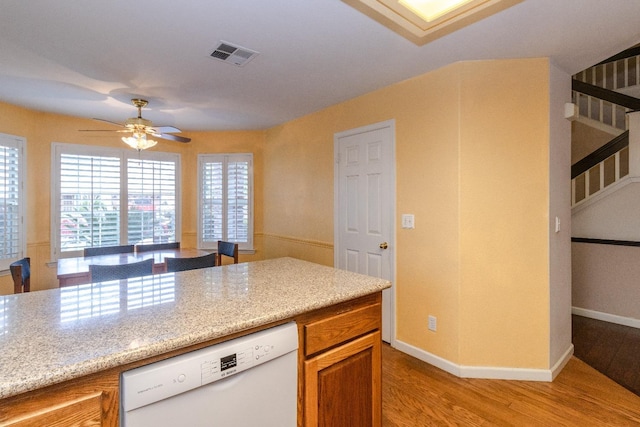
[0,257,390,399]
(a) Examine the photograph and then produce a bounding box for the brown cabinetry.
[0,370,119,427]
[0,292,383,427]
[298,293,382,427]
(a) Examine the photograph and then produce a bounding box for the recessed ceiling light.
[398,0,475,22]
[343,0,522,45]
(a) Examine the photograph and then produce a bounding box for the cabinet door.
[0,371,118,427]
[304,331,381,427]
[2,392,104,427]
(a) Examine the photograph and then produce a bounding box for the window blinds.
[199,154,252,249]
[0,142,22,265]
[59,154,121,251]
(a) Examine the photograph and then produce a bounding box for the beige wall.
[457,60,550,368]
[0,102,265,294]
[1,56,573,370]
[264,58,571,369]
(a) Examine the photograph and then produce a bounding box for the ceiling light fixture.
[122,131,157,151]
[342,0,522,45]
[398,0,474,22]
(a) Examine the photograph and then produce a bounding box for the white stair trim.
[572,175,640,213]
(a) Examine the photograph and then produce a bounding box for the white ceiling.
[1,0,640,132]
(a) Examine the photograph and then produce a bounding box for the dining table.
[56,248,212,287]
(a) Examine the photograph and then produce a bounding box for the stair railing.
[571,131,629,206]
[572,50,640,131]
[572,79,640,132]
[573,50,640,92]
[572,90,628,131]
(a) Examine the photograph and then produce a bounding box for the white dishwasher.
[120,322,298,427]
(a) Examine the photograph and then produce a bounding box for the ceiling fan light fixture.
[122,132,157,151]
[79,98,191,144]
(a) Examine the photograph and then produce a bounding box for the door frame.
[333,119,396,345]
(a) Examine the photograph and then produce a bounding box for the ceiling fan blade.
[78,129,133,133]
[154,126,182,134]
[92,118,125,127]
[81,101,189,143]
[153,133,191,143]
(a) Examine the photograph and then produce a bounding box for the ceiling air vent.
[209,41,259,67]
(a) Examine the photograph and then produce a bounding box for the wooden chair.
[217,241,239,265]
[165,253,217,273]
[89,259,154,282]
[136,242,180,252]
[84,245,134,257]
[10,257,30,294]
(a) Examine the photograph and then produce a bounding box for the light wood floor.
[381,344,640,426]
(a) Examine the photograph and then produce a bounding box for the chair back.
[165,253,217,273]
[89,259,154,282]
[84,245,134,257]
[217,241,239,265]
[10,257,31,294]
[136,242,180,253]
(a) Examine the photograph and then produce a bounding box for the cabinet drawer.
[304,302,381,356]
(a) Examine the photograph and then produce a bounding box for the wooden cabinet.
[0,369,119,427]
[298,293,382,427]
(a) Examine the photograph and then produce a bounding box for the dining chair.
[217,241,239,265]
[10,257,31,294]
[89,258,154,282]
[84,245,135,257]
[165,253,217,273]
[136,242,180,252]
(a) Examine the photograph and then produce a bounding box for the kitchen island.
[0,257,390,426]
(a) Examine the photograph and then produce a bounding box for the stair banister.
[629,111,640,176]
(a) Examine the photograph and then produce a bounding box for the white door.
[334,120,395,343]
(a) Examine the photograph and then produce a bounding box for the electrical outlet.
[428,315,437,332]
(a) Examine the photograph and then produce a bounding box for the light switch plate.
[402,214,415,229]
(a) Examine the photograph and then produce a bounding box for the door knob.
[379,242,388,249]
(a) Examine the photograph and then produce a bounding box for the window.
[127,158,177,246]
[52,143,180,258]
[198,154,253,250]
[0,133,25,271]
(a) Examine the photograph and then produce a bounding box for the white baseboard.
[392,340,574,382]
[572,306,640,329]
[393,340,461,377]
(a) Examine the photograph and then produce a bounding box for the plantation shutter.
[199,154,252,250]
[127,158,177,245]
[59,154,121,252]
[227,158,250,242]
[200,159,224,243]
[0,139,23,267]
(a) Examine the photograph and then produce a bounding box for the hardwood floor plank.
[382,343,640,426]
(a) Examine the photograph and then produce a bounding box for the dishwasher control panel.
[121,322,298,412]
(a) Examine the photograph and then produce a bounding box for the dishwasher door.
[121,322,298,427]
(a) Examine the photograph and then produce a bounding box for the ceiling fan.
[81,98,191,150]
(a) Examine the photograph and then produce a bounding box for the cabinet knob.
[379,242,388,249]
